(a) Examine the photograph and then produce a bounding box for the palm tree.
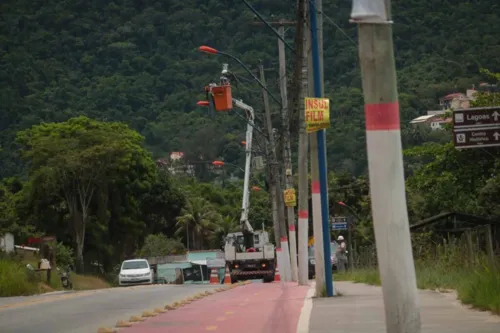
[175,197,221,250]
[211,215,239,248]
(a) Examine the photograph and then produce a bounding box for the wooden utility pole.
[259,64,292,281]
[278,22,298,282]
[254,19,296,282]
[295,0,309,286]
[353,0,421,331]
[260,65,281,247]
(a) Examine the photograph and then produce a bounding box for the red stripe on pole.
[280,236,288,242]
[289,225,296,231]
[365,101,400,131]
[276,247,282,252]
[311,181,320,193]
[298,210,308,219]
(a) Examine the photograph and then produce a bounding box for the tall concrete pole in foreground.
[352,0,421,331]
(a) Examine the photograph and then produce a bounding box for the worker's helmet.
[337,235,344,241]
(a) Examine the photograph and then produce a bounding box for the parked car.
[118,259,153,286]
[308,243,339,279]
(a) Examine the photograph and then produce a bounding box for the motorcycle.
[58,266,73,289]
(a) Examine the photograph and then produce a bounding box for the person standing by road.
[336,235,347,272]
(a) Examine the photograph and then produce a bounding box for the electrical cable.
[308,0,358,47]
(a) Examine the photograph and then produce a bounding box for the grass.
[0,258,111,297]
[0,259,39,296]
[72,274,111,290]
[335,264,500,315]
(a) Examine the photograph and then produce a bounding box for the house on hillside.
[409,87,478,131]
[410,114,451,130]
[155,152,195,176]
[439,89,477,110]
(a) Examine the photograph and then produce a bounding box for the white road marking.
[296,282,315,333]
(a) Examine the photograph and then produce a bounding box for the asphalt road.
[0,284,220,333]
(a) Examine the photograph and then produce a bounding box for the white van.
[118,259,153,286]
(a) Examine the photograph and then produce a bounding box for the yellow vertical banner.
[283,188,297,207]
[304,97,330,133]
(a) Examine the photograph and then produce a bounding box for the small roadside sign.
[283,188,297,207]
[453,127,500,149]
[332,222,348,230]
[453,107,500,128]
[452,106,500,150]
[331,216,348,224]
[331,216,348,230]
[305,97,330,133]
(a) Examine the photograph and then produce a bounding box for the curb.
[96,280,251,332]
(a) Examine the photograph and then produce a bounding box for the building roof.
[410,115,436,124]
[440,93,466,100]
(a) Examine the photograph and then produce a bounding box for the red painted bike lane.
[120,282,310,333]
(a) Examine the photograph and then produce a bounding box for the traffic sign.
[453,127,500,149]
[332,222,348,230]
[331,216,348,224]
[453,107,500,128]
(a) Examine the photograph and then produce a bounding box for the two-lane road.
[0,284,219,333]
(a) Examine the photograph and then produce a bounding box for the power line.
[308,1,357,47]
[241,0,295,53]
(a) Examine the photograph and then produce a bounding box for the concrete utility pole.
[352,0,421,331]
[259,64,292,282]
[296,0,309,286]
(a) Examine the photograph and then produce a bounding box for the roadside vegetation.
[0,244,111,297]
[336,235,500,315]
[0,258,111,297]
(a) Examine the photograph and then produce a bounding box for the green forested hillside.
[1,0,499,177]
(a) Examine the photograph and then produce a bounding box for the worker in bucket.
[336,235,348,272]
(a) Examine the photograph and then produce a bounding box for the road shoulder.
[308,281,500,333]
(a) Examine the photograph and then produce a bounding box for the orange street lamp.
[212,160,225,166]
[198,46,219,54]
[197,100,210,107]
[197,45,281,107]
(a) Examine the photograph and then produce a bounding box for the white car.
[118,259,153,286]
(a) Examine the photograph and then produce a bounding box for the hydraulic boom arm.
[233,98,255,235]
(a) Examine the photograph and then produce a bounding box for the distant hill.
[1,0,499,178]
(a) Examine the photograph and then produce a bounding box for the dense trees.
[405,73,500,222]
[1,0,499,274]
[1,0,499,178]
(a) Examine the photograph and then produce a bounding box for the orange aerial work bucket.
[211,85,232,112]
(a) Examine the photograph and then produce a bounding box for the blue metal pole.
[309,0,333,297]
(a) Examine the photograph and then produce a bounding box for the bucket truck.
[206,64,276,283]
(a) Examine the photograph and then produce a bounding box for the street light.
[211,160,244,173]
[337,201,361,221]
[196,101,210,107]
[197,45,282,106]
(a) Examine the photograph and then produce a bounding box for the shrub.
[0,259,38,296]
